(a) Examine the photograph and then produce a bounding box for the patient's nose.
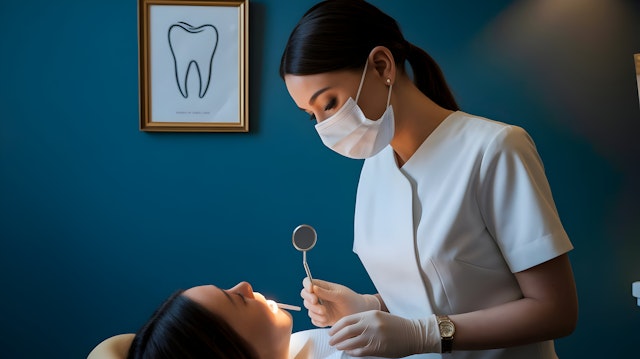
[229,281,255,299]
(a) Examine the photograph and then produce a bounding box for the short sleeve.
[478,126,573,273]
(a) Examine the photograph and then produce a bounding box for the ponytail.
[405,42,459,111]
[280,0,460,111]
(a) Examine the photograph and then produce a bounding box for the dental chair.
[87,334,134,359]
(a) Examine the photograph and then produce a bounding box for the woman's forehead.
[285,71,359,104]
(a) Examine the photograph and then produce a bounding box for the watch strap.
[441,335,453,353]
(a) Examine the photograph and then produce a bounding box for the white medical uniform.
[353,111,573,359]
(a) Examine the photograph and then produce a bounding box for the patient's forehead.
[184,284,219,297]
[183,285,229,312]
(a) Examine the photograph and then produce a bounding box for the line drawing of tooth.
[168,22,219,99]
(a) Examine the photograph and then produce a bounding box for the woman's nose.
[229,281,255,298]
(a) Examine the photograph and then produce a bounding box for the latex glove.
[301,277,381,327]
[328,311,440,357]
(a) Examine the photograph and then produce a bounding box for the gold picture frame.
[138,0,249,132]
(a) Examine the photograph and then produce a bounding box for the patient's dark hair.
[280,0,459,111]
[127,290,258,359]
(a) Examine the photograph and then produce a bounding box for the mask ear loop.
[356,60,393,107]
[355,60,369,103]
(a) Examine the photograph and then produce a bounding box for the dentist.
[280,1,577,358]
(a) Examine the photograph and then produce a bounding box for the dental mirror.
[292,224,321,303]
[292,224,317,252]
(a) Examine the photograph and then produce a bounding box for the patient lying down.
[88,282,378,359]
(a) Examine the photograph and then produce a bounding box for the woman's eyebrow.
[309,87,331,105]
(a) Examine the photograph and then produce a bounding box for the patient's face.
[184,282,293,357]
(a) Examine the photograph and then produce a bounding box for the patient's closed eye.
[234,293,247,304]
[219,287,246,306]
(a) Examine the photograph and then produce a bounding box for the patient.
[88,282,348,359]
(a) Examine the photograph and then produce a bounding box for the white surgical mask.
[314,60,394,159]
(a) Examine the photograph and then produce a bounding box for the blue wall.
[1,0,639,357]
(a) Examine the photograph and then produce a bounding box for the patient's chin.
[278,309,294,333]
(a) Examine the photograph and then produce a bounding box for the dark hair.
[127,291,259,359]
[280,0,459,111]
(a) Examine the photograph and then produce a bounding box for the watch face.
[440,322,455,337]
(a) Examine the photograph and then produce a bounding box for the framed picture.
[635,54,640,105]
[138,0,249,132]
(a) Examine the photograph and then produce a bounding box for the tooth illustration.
[168,22,219,99]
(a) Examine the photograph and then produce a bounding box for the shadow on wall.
[465,0,640,356]
[474,0,640,164]
[471,0,640,264]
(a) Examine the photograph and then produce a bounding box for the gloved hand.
[328,311,440,358]
[301,277,381,327]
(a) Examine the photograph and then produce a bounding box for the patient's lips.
[253,292,277,313]
[254,291,301,313]
[266,300,280,313]
[267,300,302,312]
[253,292,268,305]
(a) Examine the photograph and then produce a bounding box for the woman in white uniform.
[280,1,578,358]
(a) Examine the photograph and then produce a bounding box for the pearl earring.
[386,78,391,85]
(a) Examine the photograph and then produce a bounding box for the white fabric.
[353,111,572,359]
[290,329,383,359]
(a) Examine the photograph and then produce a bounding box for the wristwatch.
[436,315,455,353]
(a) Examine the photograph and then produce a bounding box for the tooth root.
[168,22,219,99]
[174,61,188,99]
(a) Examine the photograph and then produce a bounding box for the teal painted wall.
[1,0,639,357]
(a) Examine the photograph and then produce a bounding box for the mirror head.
[292,224,317,252]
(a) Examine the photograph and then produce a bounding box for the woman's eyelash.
[308,98,337,121]
[324,98,337,111]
